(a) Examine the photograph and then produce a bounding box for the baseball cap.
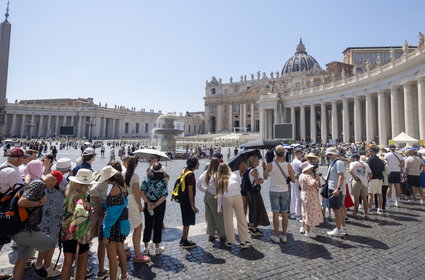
[82,147,96,156]
[5,147,30,158]
[388,145,396,150]
[50,170,63,186]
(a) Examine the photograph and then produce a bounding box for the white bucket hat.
[96,166,119,183]
[68,168,95,185]
[325,148,339,156]
[301,161,314,173]
[55,158,73,172]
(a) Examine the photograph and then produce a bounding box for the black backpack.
[0,182,28,235]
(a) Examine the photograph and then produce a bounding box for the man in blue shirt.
[72,147,96,175]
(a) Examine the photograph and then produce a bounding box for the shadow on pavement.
[280,239,333,260]
[162,228,183,242]
[344,234,389,250]
[185,246,226,264]
[346,219,373,228]
[314,235,356,249]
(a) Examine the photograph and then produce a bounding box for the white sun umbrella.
[418,148,425,155]
[133,148,170,161]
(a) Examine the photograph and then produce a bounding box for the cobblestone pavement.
[1,147,425,279]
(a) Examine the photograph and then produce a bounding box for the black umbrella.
[228,149,262,171]
[240,139,283,150]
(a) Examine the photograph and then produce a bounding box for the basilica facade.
[204,35,425,145]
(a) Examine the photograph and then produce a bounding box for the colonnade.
[2,113,124,139]
[286,78,425,144]
[208,102,258,133]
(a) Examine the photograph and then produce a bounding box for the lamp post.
[86,120,96,140]
[26,120,37,140]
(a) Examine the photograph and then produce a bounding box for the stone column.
[242,103,247,131]
[260,109,266,139]
[228,104,233,132]
[250,103,255,132]
[239,103,243,131]
[342,99,350,143]
[79,116,85,138]
[11,113,16,136]
[37,115,43,137]
[354,96,362,142]
[418,79,425,141]
[20,114,26,136]
[331,101,338,140]
[320,103,327,144]
[378,90,388,145]
[102,118,107,138]
[310,104,316,143]
[403,83,415,137]
[55,116,60,136]
[216,105,222,132]
[47,115,52,137]
[29,115,35,138]
[291,106,296,140]
[365,94,375,142]
[390,87,401,137]
[300,105,306,142]
[2,114,8,136]
[111,118,116,138]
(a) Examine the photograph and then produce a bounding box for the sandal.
[133,254,150,264]
[364,215,369,220]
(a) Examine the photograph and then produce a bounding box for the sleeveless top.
[269,161,289,192]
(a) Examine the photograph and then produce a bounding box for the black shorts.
[62,240,90,254]
[407,175,421,187]
[0,234,11,245]
[388,172,401,184]
[180,202,195,226]
[240,189,247,196]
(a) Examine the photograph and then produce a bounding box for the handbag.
[320,159,340,199]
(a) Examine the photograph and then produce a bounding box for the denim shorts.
[328,189,343,210]
[269,191,290,213]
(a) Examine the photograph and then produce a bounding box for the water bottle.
[149,209,154,216]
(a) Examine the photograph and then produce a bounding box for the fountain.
[153,113,183,151]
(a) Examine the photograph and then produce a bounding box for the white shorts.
[368,179,382,194]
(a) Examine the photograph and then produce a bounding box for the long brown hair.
[205,158,220,185]
[125,156,138,187]
[215,163,231,196]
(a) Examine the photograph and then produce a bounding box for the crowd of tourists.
[0,141,424,280]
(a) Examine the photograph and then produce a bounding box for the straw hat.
[68,168,95,185]
[301,161,314,173]
[96,166,119,183]
[305,152,319,160]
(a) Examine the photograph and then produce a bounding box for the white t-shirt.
[349,161,371,187]
[291,158,303,175]
[384,152,403,173]
[268,161,290,192]
[0,161,24,194]
[405,156,422,176]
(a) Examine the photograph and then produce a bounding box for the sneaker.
[420,199,424,205]
[248,227,255,235]
[46,266,61,278]
[32,262,48,278]
[299,227,305,234]
[377,208,383,214]
[304,232,317,238]
[224,242,233,248]
[340,227,348,235]
[96,270,110,280]
[327,228,341,237]
[239,242,251,249]
[251,228,263,236]
[155,246,165,255]
[181,240,197,249]
[394,199,399,207]
[270,235,280,244]
[85,268,94,278]
[280,235,288,243]
[133,254,151,263]
[143,247,150,255]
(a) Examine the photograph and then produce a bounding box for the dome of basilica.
[281,39,322,75]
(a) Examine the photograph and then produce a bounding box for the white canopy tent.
[391,132,419,145]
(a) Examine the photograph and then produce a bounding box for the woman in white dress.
[123,156,150,263]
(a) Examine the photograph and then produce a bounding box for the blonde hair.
[65,181,90,201]
[205,158,220,185]
[215,163,231,196]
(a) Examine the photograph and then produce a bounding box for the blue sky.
[5,0,425,113]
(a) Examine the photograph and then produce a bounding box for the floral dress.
[299,173,323,227]
[40,178,67,239]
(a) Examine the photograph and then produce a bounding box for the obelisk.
[0,2,11,136]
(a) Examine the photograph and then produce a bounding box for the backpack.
[171,169,193,203]
[0,182,28,235]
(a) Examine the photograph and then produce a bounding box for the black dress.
[99,188,128,242]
